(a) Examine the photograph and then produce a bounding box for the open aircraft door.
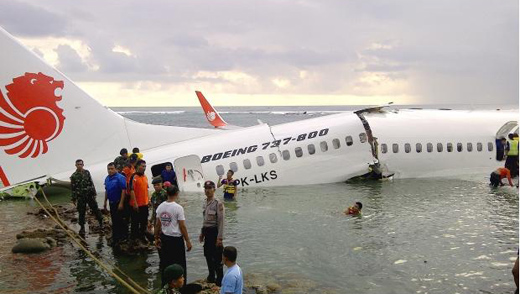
[174,155,205,192]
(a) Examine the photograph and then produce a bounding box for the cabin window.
[487,142,494,151]
[392,143,399,153]
[345,136,353,146]
[416,143,422,153]
[467,143,473,152]
[457,143,463,152]
[269,153,278,163]
[282,150,291,160]
[216,165,225,176]
[229,162,238,172]
[243,159,252,170]
[320,141,329,152]
[437,143,443,152]
[295,147,303,157]
[427,143,433,153]
[256,156,265,166]
[405,143,411,153]
[308,144,316,155]
[447,143,453,152]
[477,142,483,152]
[359,133,367,143]
[381,143,388,154]
[332,138,341,149]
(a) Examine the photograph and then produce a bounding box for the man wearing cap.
[155,264,184,294]
[70,159,103,235]
[114,148,129,173]
[199,180,225,286]
[155,185,192,286]
[150,177,167,230]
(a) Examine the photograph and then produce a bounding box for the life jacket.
[508,139,519,156]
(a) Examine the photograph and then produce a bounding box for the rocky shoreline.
[14,204,333,293]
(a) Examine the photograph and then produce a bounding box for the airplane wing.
[195,91,241,129]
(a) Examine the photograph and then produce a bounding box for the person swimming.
[344,202,362,216]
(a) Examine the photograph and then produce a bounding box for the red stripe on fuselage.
[0,166,10,187]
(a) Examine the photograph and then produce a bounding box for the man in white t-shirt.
[220,246,243,294]
[155,185,192,286]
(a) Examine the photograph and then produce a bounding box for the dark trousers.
[109,201,127,242]
[159,234,187,286]
[202,226,223,285]
[490,172,501,187]
[505,155,519,177]
[131,205,149,239]
[77,196,102,226]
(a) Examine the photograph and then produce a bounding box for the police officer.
[199,180,225,286]
[70,159,103,235]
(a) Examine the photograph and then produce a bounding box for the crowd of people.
[69,148,243,294]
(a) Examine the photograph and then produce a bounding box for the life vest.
[508,139,519,156]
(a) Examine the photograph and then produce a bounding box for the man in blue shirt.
[103,162,127,244]
[220,246,243,294]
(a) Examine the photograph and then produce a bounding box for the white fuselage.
[62,108,517,192]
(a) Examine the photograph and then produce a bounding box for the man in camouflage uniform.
[150,177,167,228]
[114,148,129,173]
[70,159,103,235]
[155,264,184,294]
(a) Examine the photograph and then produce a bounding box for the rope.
[34,188,150,294]
[39,189,150,293]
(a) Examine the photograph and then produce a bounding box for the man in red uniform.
[490,167,514,187]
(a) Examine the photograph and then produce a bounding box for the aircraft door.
[174,155,205,192]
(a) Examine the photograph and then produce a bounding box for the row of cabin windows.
[215,133,367,176]
[380,142,494,154]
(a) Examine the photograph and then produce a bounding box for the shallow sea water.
[0,107,518,293]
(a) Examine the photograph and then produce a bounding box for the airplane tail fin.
[195,91,228,128]
[0,26,216,189]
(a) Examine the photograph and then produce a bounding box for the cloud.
[55,44,88,73]
[0,0,517,105]
[0,1,70,37]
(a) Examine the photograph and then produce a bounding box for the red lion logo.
[0,72,65,158]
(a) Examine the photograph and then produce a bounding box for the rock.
[16,228,68,244]
[266,283,281,292]
[12,238,55,253]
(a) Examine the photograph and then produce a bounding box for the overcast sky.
[0,0,518,106]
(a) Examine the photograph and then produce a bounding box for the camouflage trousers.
[77,196,103,226]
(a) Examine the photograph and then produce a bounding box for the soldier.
[199,180,225,286]
[155,264,184,294]
[114,148,129,173]
[150,177,167,230]
[70,159,103,235]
